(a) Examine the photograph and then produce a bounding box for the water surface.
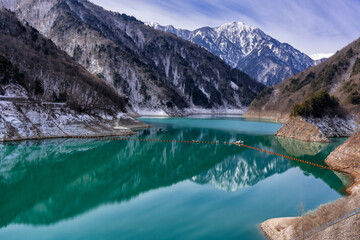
[0,117,348,240]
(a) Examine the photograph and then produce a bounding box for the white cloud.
[90,0,360,55]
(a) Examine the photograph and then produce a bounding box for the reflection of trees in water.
[277,137,349,195]
[0,127,346,228]
[0,139,107,184]
[276,136,327,157]
[0,127,243,227]
[288,158,349,196]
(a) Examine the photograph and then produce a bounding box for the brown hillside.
[244,38,360,121]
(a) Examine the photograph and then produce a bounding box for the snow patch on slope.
[309,53,334,60]
[230,81,239,90]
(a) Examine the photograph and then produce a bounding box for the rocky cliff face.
[0,9,145,141]
[275,117,330,142]
[306,116,357,138]
[274,116,357,142]
[149,22,315,86]
[325,132,360,194]
[1,0,264,116]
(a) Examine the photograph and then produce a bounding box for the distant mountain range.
[149,22,316,86]
[0,0,264,116]
[310,53,334,65]
[310,53,334,60]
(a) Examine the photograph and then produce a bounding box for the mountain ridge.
[149,21,315,86]
[0,8,147,141]
[1,0,264,116]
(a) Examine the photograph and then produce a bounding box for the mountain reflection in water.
[0,122,347,230]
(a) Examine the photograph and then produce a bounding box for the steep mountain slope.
[149,22,315,86]
[0,8,144,141]
[245,37,360,122]
[1,0,264,116]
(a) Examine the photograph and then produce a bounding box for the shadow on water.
[0,120,347,229]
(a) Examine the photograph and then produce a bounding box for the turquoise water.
[0,117,348,240]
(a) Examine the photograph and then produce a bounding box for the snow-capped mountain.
[309,53,334,60]
[1,0,264,116]
[149,22,316,86]
[310,53,334,65]
[245,37,360,121]
[192,154,289,191]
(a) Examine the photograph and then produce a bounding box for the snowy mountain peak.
[216,21,254,32]
[150,21,315,86]
[148,22,160,28]
[148,22,177,31]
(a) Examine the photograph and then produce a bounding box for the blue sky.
[90,0,360,55]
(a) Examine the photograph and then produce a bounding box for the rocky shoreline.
[0,100,150,142]
[274,116,356,142]
[243,110,289,123]
[275,117,330,142]
[260,133,360,240]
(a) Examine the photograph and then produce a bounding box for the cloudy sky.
[90,0,360,55]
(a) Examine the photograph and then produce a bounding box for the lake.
[0,116,348,240]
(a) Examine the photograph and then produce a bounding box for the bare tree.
[297,201,305,240]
